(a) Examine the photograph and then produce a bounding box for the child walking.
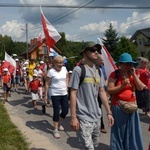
[28,74,42,109]
[1,68,11,103]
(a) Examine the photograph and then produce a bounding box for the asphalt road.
[0,86,149,150]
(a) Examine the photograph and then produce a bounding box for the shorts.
[12,75,21,84]
[3,83,11,92]
[77,119,101,149]
[31,92,39,101]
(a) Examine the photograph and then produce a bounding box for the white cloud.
[67,20,119,41]
[119,11,150,35]
[0,20,37,41]
[66,33,79,41]
[1,1,150,43]
[69,11,150,41]
[57,0,77,5]
[0,20,24,39]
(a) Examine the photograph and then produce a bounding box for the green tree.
[113,36,139,61]
[0,34,26,60]
[102,23,119,54]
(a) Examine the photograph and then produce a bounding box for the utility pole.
[26,23,28,59]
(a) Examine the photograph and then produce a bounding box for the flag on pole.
[50,48,58,57]
[40,7,61,52]
[97,37,117,79]
[37,30,45,45]
[4,52,16,76]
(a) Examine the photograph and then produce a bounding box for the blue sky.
[0,0,150,43]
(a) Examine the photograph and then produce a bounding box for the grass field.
[0,102,29,150]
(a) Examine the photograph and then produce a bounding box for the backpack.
[79,64,101,86]
[68,64,101,101]
[114,69,120,85]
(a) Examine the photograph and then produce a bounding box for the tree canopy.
[113,36,139,61]
[102,23,119,54]
[0,23,144,69]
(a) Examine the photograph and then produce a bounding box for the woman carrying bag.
[107,53,146,150]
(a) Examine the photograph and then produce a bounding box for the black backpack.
[68,64,101,101]
[79,64,101,86]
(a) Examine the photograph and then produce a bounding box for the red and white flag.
[40,7,61,52]
[97,37,117,79]
[4,52,16,76]
[37,30,44,45]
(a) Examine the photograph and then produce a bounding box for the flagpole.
[26,23,29,59]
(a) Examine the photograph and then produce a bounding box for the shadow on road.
[30,148,47,150]
[26,109,51,117]
[66,136,79,149]
[139,113,150,124]
[66,136,110,150]
[26,120,54,135]
[8,96,30,106]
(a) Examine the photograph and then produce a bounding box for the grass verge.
[0,102,29,150]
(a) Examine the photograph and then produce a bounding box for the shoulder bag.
[118,100,137,113]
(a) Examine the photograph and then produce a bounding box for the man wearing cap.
[68,43,114,149]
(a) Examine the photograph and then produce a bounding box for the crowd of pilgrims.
[0,56,69,109]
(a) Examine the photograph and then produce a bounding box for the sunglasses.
[88,47,101,54]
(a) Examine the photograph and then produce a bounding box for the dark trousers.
[51,95,69,122]
[98,98,105,129]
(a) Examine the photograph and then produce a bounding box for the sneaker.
[16,89,20,92]
[58,125,64,131]
[101,128,107,133]
[53,129,60,139]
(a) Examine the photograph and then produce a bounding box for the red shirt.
[16,64,21,75]
[110,71,136,106]
[2,74,11,83]
[39,63,46,71]
[136,68,150,89]
[29,79,41,90]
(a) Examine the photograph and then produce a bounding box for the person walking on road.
[136,57,150,117]
[96,54,108,133]
[44,55,69,139]
[1,68,11,103]
[107,53,145,150]
[27,59,36,82]
[12,59,22,92]
[68,43,114,149]
[28,73,42,109]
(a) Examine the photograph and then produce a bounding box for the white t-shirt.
[34,69,43,76]
[47,66,68,96]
